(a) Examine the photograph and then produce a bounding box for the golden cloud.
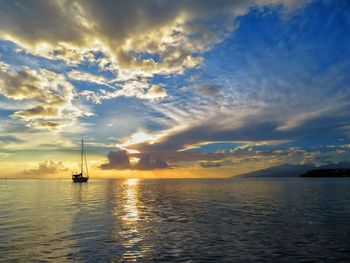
[0,0,309,75]
[0,62,90,129]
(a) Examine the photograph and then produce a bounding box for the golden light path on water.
[122,179,140,222]
[117,179,142,261]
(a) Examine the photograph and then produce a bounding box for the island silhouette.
[233,161,350,178]
[300,168,350,177]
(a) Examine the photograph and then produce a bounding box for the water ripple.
[1,178,350,261]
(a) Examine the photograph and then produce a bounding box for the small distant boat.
[72,139,89,183]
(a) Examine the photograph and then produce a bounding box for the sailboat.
[72,139,89,183]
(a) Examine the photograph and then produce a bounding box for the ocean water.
[1,178,350,262]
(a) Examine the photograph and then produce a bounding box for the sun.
[120,131,159,147]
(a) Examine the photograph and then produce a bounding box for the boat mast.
[81,139,84,174]
[84,143,89,177]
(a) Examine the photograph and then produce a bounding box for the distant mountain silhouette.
[299,161,350,177]
[234,161,350,178]
[234,164,315,178]
[300,168,350,177]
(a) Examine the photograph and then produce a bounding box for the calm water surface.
[1,178,350,262]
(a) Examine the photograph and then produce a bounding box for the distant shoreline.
[300,169,350,178]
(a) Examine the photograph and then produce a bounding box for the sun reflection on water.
[118,178,143,260]
[122,178,140,222]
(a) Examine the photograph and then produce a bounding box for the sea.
[1,178,350,262]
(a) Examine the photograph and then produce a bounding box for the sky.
[0,0,350,178]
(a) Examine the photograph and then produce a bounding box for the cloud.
[1,0,349,176]
[123,131,350,168]
[23,160,68,176]
[0,62,91,129]
[197,84,222,95]
[199,159,233,168]
[0,0,309,76]
[223,144,350,167]
[128,119,282,153]
[199,161,223,168]
[127,52,350,154]
[144,85,168,99]
[0,152,14,159]
[134,155,169,170]
[0,135,23,144]
[132,113,349,153]
[100,149,169,170]
[14,105,60,120]
[80,81,168,103]
[276,106,344,131]
[0,0,314,133]
[67,70,111,86]
[37,121,62,130]
[100,150,131,169]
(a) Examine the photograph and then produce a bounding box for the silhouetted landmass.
[300,169,350,177]
[234,164,315,178]
[233,161,350,178]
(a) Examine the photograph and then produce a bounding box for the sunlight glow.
[120,132,159,147]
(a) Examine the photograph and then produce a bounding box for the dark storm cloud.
[100,150,169,170]
[134,155,169,170]
[131,120,286,153]
[100,150,131,170]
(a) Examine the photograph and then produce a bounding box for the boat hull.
[72,176,89,183]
